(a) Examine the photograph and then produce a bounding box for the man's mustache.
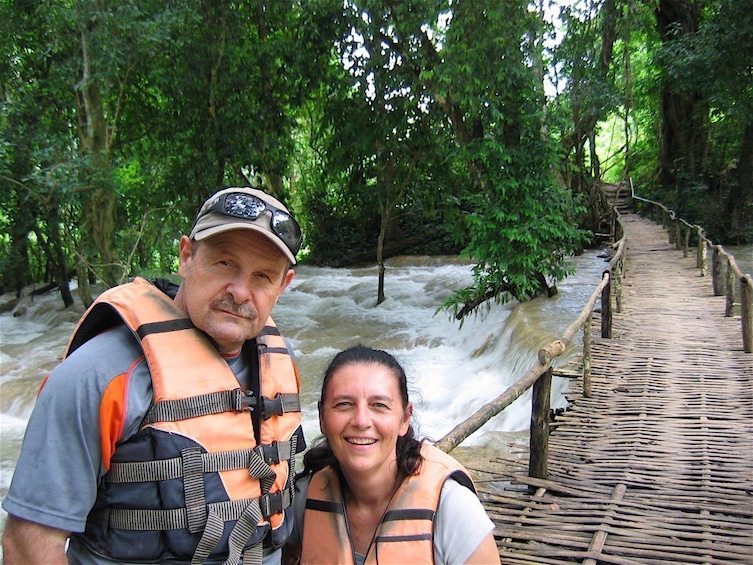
[212,298,258,319]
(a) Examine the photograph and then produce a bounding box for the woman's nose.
[351,404,371,428]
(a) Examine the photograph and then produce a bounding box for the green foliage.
[1,0,751,307]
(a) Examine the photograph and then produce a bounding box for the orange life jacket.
[66,277,302,564]
[300,443,475,564]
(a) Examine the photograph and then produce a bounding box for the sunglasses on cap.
[200,192,302,257]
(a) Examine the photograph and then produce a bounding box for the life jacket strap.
[142,389,301,425]
[191,499,264,565]
[105,441,294,483]
[142,389,249,425]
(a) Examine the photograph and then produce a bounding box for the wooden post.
[601,271,612,338]
[583,311,592,398]
[712,247,724,296]
[529,368,552,486]
[741,276,752,354]
[614,260,623,313]
[699,235,707,276]
[725,258,735,317]
[683,226,690,258]
[675,219,681,250]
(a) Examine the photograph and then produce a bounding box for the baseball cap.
[189,187,302,264]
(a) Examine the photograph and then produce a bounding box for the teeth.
[347,438,376,445]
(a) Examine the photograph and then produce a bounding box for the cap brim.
[193,222,297,265]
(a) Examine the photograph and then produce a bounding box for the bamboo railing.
[436,198,628,486]
[629,178,753,354]
[437,180,751,486]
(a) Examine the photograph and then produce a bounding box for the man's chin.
[205,325,258,354]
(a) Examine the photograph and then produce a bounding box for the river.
[1,243,751,539]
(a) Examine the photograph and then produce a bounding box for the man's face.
[175,230,294,354]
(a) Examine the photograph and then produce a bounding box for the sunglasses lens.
[272,210,302,253]
[224,193,265,219]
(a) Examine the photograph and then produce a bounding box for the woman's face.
[319,362,412,483]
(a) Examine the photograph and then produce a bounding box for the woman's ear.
[399,403,413,436]
[318,400,326,435]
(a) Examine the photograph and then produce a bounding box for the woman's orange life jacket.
[65,277,302,564]
[300,442,475,564]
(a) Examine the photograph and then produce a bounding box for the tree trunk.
[655,0,707,203]
[727,122,753,239]
[376,206,388,306]
[75,21,119,288]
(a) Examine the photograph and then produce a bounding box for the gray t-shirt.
[2,324,279,565]
[289,472,494,564]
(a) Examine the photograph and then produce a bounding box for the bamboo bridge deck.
[473,213,753,564]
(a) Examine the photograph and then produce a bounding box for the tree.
[655,0,708,214]
[376,0,588,318]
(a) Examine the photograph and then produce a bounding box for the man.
[2,187,305,565]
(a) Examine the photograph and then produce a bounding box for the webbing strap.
[182,448,207,533]
[241,542,263,565]
[106,442,293,483]
[108,498,258,530]
[248,450,276,482]
[143,389,249,425]
[223,502,263,565]
[287,434,298,505]
[191,507,226,565]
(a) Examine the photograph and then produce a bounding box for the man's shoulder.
[47,324,145,389]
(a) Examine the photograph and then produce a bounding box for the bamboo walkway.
[475,213,753,564]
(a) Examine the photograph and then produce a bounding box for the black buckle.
[260,442,280,465]
[260,492,283,518]
[261,395,284,420]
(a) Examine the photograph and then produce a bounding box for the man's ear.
[177,236,194,278]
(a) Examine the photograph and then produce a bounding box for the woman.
[284,345,500,564]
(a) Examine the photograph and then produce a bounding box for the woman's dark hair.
[300,345,423,481]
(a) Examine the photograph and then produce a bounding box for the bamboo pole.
[434,364,546,453]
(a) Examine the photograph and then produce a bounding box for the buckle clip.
[239,389,257,412]
[260,492,283,518]
[261,395,284,420]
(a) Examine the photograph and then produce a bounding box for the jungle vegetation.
[1,0,751,319]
